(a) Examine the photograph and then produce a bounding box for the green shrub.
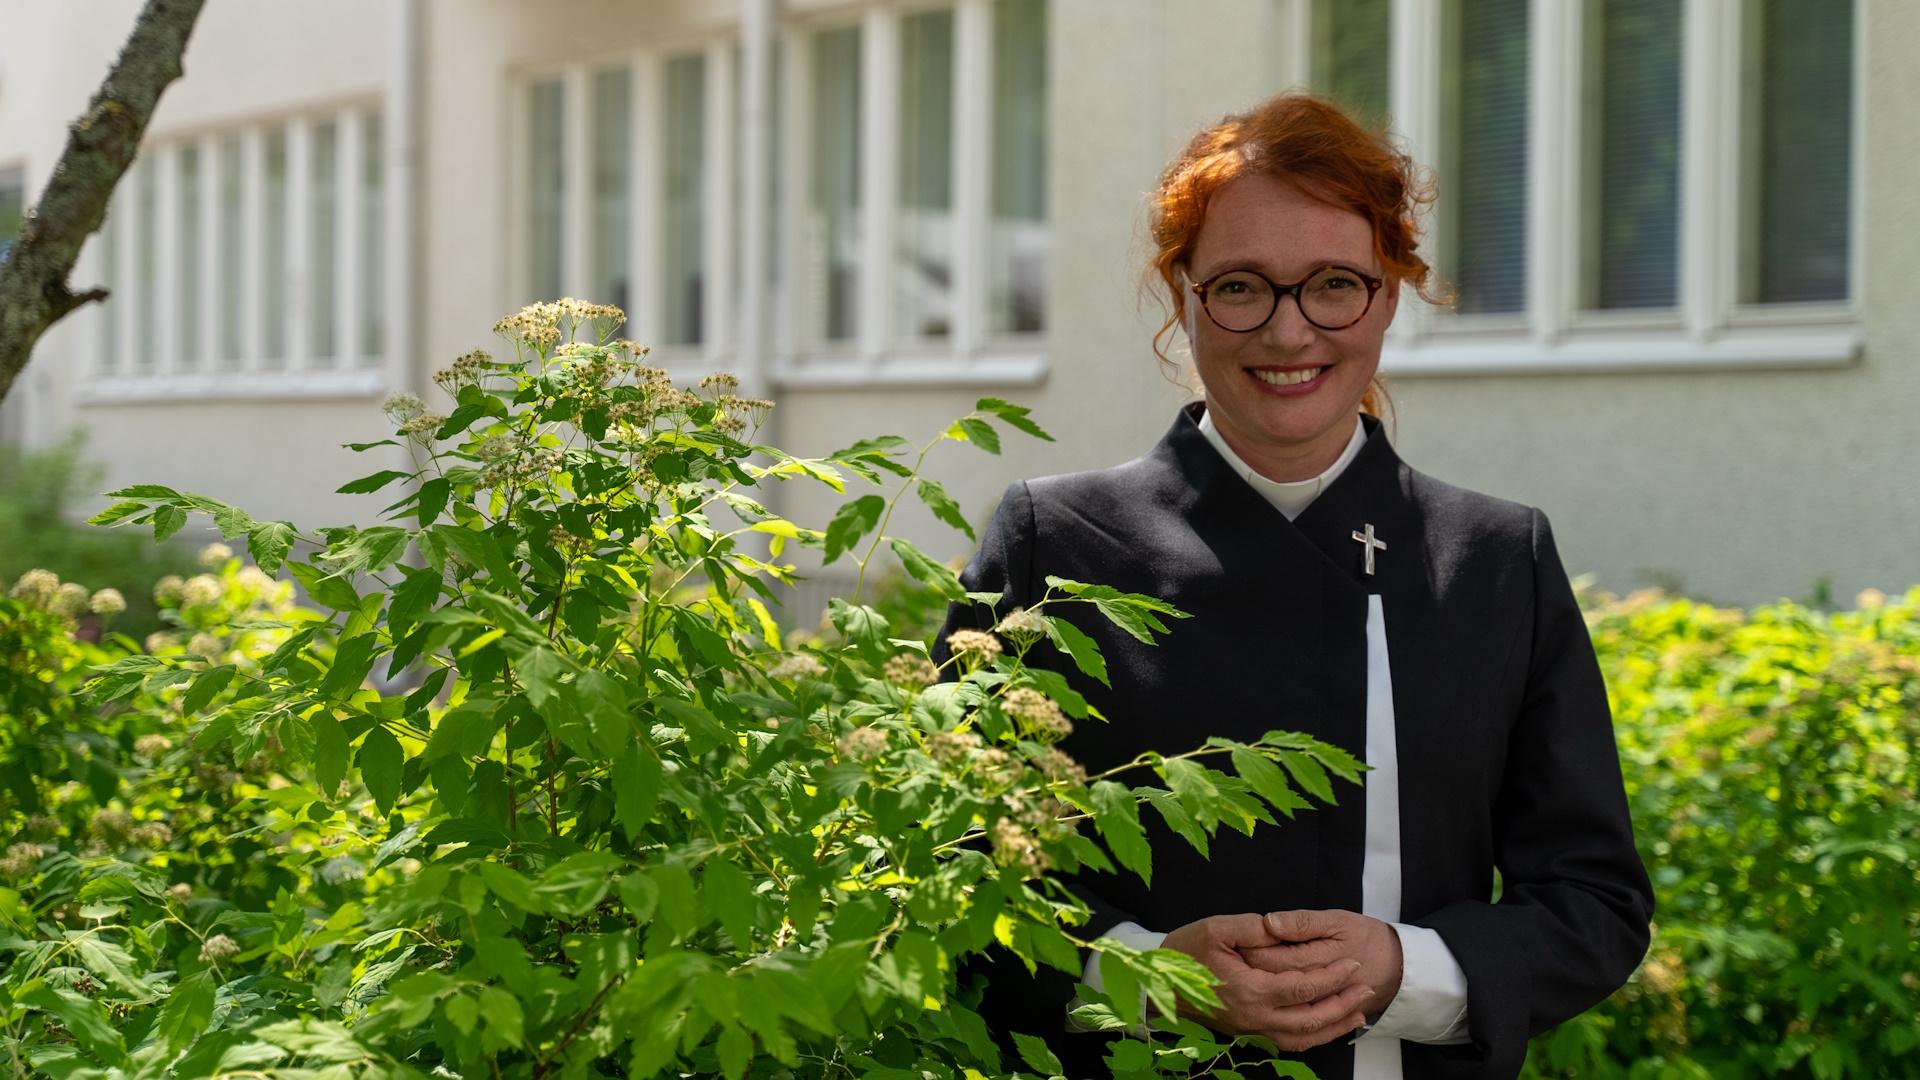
[0,434,197,637]
[1525,588,1920,1079]
[0,300,1361,1079]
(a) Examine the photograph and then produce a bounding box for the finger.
[1238,937,1349,973]
[1207,912,1283,951]
[1263,908,1345,942]
[1241,958,1363,1006]
[1257,978,1375,1036]
[1265,1010,1370,1054]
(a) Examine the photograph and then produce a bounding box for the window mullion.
[115,164,141,376]
[563,66,591,301]
[1680,0,1730,340]
[240,128,265,374]
[704,40,735,363]
[631,52,663,349]
[859,7,899,366]
[196,136,219,375]
[1387,0,1440,344]
[155,146,180,377]
[286,117,312,374]
[338,108,363,371]
[1527,0,1575,342]
[775,27,806,370]
[1276,0,1312,89]
[738,0,775,382]
[953,0,991,358]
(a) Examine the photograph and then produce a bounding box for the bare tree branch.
[0,0,207,404]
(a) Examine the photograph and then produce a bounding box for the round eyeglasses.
[1189,265,1386,333]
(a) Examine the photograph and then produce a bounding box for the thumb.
[1264,908,1336,942]
[1210,913,1284,949]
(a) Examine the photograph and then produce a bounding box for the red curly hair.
[1147,92,1441,417]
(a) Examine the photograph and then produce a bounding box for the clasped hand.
[1159,909,1403,1053]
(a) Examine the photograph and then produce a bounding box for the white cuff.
[1360,923,1471,1045]
[1065,922,1168,1033]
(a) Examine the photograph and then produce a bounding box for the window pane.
[1582,0,1682,311]
[0,169,21,264]
[897,8,954,341]
[177,145,202,369]
[1742,0,1853,304]
[990,0,1047,336]
[528,79,566,302]
[1440,0,1529,316]
[1313,0,1391,126]
[664,54,707,346]
[218,137,243,369]
[136,157,158,372]
[263,128,288,367]
[310,122,339,365]
[809,25,862,344]
[98,193,120,374]
[360,112,385,365]
[591,68,631,333]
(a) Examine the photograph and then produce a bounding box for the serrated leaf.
[246,521,297,574]
[358,726,403,814]
[321,634,381,700]
[153,504,188,541]
[337,470,413,494]
[822,495,885,565]
[1044,613,1109,686]
[1090,780,1152,885]
[181,665,237,716]
[614,740,662,838]
[975,397,1055,441]
[915,478,975,541]
[21,984,126,1065]
[156,970,216,1053]
[703,859,757,949]
[1145,789,1208,856]
[313,714,350,795]
[827,598,890,662]
[888,537,965,600]
[1011,1031,1063,1075]
[951,417,1001,454]
[1231,749,1309,819]
[87,500,151,526]
[1278,750,1335,804]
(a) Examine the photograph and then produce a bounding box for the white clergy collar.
[1196,406,1368,521]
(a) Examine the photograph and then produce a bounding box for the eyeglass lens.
[1205,267,1373,331]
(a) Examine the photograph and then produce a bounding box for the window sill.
[1381,324,1863,376]
[771,349,1047,389]
[76,369,388,405]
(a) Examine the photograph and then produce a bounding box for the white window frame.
[508,35,738,381]
[78,100,394,403]
[1277,0,1864,376]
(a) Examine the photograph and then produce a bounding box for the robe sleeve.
[1409,508,1655,1075]
[936,481,1145,1034]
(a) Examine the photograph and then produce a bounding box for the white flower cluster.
[768,653,828,682]
[837,725,889,762]
[944,629,1004,668]
[882,652,940,689]
[1002,688,1073,742]
[5,569,123,622]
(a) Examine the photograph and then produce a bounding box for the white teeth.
[1251,367,1325,387]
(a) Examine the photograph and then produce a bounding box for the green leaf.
[1012,1031,1064,1075]
[313,715,350,796]
[827,598,891,662]
[975,397,1055,441]
[1145,789,1209,856]
[358,725,404,814]
[716,1023,753,1079]
[181,665,238,716]
[888,536,965,600]
[1231,749,1309,819]
[153,504,188,541]
[87,499,152,526]
[386,567,442,638]
[480,862,546,914]
[155,970,216,1053]
[613,741,663,838]
[287,559,361,612]
[337,470,413,494]
[822,494,886,565]
[245,521,297,574]
[952,416,1001,454]
[424,703,500,761]
[321,634,381,700]
[1091,781,1152,885]
[477,986,525,1051]
[1278,750,1335,805]
[915,478,976,541]
[1044,613,1110,687]
[21,984,126,1066]
[703,859,757,949]
[316,525,412,576]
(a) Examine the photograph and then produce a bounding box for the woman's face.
[1182,173,1399,479]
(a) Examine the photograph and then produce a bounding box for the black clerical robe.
[940,403,1653,1080]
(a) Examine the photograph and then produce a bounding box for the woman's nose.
[1259,293,1318,353]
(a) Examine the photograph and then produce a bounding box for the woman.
[941,94,1652,1080]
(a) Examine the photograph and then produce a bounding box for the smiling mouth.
[1249,366,1327,387]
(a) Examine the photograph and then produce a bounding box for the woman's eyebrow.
[1196,257,1378,279]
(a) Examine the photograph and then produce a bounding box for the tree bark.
[0,0,207,405]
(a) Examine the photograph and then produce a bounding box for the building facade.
[0,0,1912,604]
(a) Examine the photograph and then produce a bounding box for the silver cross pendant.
[1351,523,1386,576]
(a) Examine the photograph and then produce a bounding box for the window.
[88,104,389,393]
[515,0,1050,384]
[1296,0,1860,371]
[0,168,23,264]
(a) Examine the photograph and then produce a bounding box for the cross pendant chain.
[1351,523,1386,576]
